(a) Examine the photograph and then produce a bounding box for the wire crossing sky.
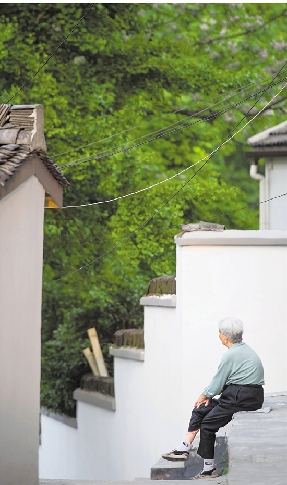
[52,81,287,282]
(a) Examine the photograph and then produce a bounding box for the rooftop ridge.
[0,104,69,189]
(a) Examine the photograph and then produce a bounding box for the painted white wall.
[40,415,79,479]
[177,241,287,424]
[39,230,287,482]
[0,176,45,485]
[265,159,287,230]
[39,306,181,481]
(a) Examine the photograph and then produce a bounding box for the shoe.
[162,441,191,461]
[161,449,189,461]
[192,468,218,479]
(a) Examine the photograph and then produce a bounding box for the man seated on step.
[162,317,264,480]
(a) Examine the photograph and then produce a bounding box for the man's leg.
[188,398,219,434]
[197,405,234,459]
[162,399,219,461]
[198,383,264,459]
[189,405,234,479]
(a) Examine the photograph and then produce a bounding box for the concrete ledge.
[151,458,186,480]
[175,230,287,246]
[73,389,116,411]
[41,407,77,429]
[264,391,287,397]
[140,294,176,307]
[228,394,287,485]
[110,347,145,361]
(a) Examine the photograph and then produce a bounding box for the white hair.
[218,317,244,343]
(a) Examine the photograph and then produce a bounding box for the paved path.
[40,479,227,485]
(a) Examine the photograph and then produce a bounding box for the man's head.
[218,317,243,345]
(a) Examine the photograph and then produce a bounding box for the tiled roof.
[247,120,287,148]
[0,104,69,188]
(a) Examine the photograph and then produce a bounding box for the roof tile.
[0,103,69,189]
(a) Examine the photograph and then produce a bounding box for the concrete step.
[150,437,228,480]
[39,393,287,485]
[228,392,287,485]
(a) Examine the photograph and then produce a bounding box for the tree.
[1,3,286,415]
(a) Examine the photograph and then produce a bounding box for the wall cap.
[175,230,287,246]
[40,407,77,429]
[73,388,116,411]
[109,346,145,361]
[140,294,176,307]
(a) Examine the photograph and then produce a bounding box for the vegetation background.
[1,2,286,416]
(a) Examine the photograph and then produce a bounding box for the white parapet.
[140,294,176,307]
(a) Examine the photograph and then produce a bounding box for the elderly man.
[162,317,264,479]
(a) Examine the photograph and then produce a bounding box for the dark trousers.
[188,384,264,459]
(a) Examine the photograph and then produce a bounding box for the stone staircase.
[39,393,287,485]
[150,437,228,480]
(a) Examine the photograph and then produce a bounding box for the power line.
[6,4,95,104]
[51,69,287,161]
[51,60,287,280]
[50,3,287,162]
[59,159,202,209]
[53,94,231,162]
[107,190,287,239]
[53,161,208,282]
[51,81,286,282]
[55,76,287,209]
[219,191,287,220]
[60,74,287,171]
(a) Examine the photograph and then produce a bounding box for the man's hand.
[194,393,210,408]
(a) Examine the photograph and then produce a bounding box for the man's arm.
[194,393,210,408]
[194,356,232,407]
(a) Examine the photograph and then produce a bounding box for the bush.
[41,319,90,417]
[41,291,144,417]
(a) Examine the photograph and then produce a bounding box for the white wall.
[40,306,181,481]
[176,238,287,424]
[39,230,287,482]
[265,159,287,230]
[0,176,45,485]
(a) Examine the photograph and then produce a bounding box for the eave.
[0,153,63,207]
[246,146,287,160]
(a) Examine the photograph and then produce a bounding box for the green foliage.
[1,3,286,415]
[41,317,90,417]
[41,293,143,417]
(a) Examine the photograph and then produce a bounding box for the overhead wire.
[53,162,208,282]
[51,69,287,161]
[60,73,287,171]
[95,190,287,240]
[5,4,95,104]
[3,6,284,279]
[56,74,287,209]
[51,79,287,282]
[60,159,201,209]
[218,191,287,221]
[7,2,284,158]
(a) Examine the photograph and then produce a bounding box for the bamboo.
[83,347,100,377]
[88,327,109,377]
